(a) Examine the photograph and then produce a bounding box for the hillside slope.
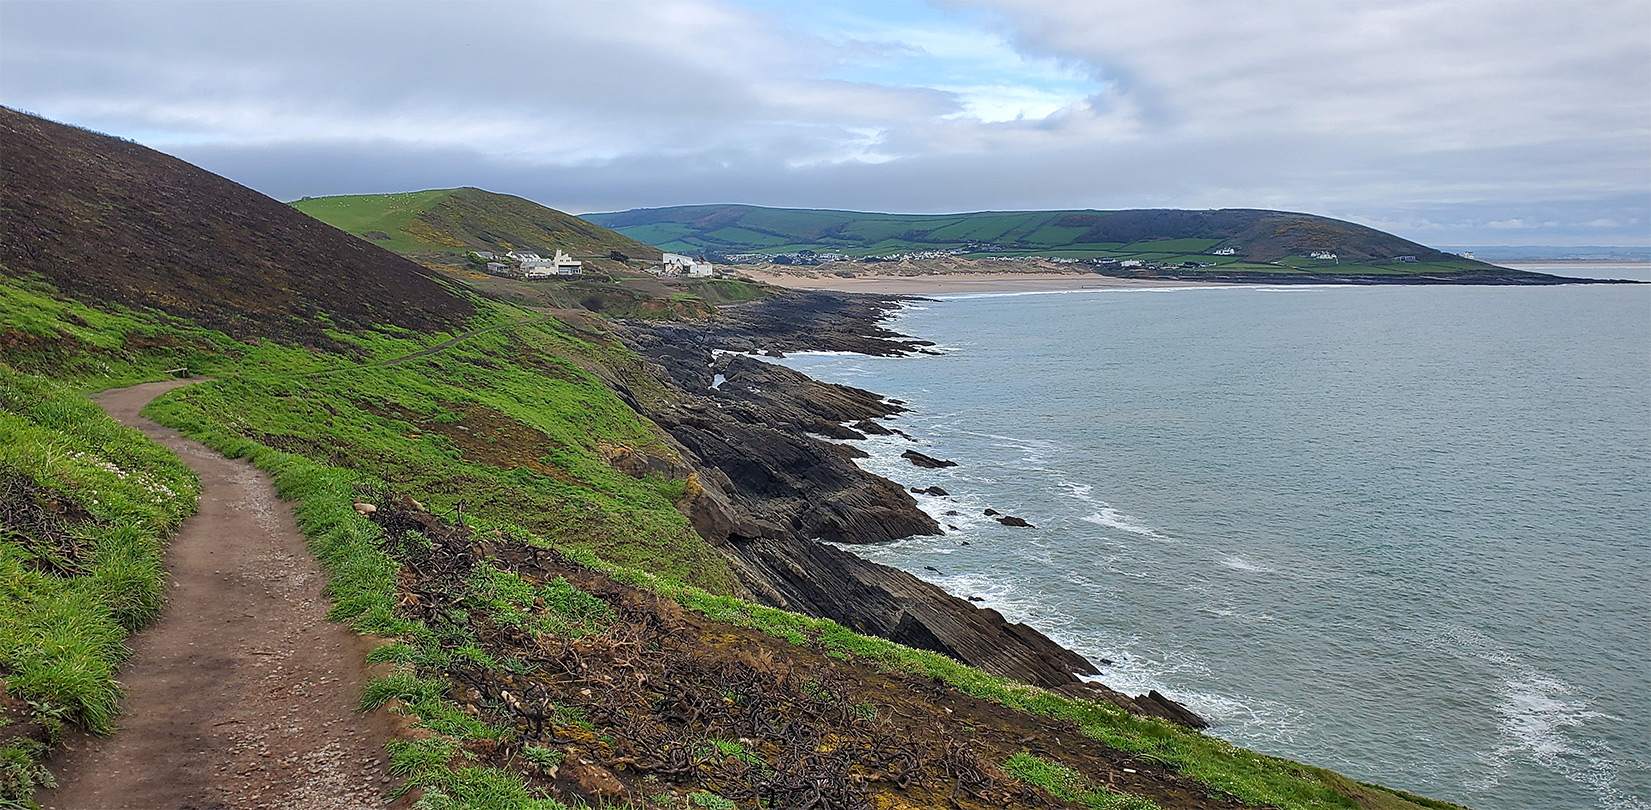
[0,107,475,352]
[293,187,661,261]
[1,108,1466,810]
[589,203,1513,277]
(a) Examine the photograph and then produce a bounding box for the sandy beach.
[742,268,1223,295]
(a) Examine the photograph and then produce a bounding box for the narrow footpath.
[40,379,404,810]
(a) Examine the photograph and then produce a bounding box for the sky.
[2,0,1648,247]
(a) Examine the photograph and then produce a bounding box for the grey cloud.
[2,0,1646,245]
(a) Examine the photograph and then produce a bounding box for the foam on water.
[765,285,1651,809]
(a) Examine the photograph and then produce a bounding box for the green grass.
[293,188,658,263]
[1003,752,1159,810]
[291,189,461,253]
[0,366,199,804]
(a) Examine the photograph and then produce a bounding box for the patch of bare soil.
[38,380,407,810]
[369,495,1244,810]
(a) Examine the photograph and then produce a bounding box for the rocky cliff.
[618,291,1208,727]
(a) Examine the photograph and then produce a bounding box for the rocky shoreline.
[617,290,1209,729]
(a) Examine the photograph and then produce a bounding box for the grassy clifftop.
[293,188,662,262]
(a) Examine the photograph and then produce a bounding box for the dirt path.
[40,379,404,810]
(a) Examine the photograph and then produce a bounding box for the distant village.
[716,244,1429,273]
[468,249,717,280]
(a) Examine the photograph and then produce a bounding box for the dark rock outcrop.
[911,486,950,497]
[996,515,1034,528]
[902,450,957,469]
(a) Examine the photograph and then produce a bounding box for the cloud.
[1,0,1646,245]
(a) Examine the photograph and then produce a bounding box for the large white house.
[523,249,582,278]
[662,252,714,278]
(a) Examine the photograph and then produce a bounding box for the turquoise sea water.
[773,278,1650,810]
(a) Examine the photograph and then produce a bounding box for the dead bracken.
[364,492,1242,810]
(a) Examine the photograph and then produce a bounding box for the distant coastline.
[742,268,1223,294]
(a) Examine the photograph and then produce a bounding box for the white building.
[551,249,582,275]
[523,250,582,278]
[506,250,541,262]
[662,252,714,277]
[1309,251,1338,261]
[1211,246,1237,256]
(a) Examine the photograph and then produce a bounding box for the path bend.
[40,379,405,810]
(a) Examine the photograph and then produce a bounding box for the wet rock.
[996,515,1033,528]
[902,450,957,468]
[910,485,950,496]
[1136,690,1211,730]
[853,419,895,436]
[721,534,1107,697]
[944,510,959,516]
[983,508,999,516]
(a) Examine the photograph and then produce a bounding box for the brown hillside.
[0,107,475,352]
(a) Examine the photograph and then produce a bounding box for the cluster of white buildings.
[510,250,583,278]
[474,249,583,279]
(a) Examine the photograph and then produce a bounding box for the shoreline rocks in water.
[616,288,1207,728]
[902,449,958,468]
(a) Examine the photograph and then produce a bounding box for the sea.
[767,265,1651,810]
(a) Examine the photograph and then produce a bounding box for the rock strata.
[616,289,1207,728]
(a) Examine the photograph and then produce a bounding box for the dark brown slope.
[0,107,474,352]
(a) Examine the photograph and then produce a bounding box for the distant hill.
[588,203,1517,278]
[0,107,475,350]
[293,188,661,262]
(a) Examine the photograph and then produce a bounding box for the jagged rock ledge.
[617,289,1208,728]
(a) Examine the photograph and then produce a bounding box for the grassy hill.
[2,108,1466,810]
[588,204,1512,278]
[292,187,661,262]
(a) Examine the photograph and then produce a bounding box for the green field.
[294,188,660,262]
[587,204,1519,278]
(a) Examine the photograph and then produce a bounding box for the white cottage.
[662,252,714,278]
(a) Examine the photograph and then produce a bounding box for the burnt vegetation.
[365,494,1236,810]
[0,107,476,354]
